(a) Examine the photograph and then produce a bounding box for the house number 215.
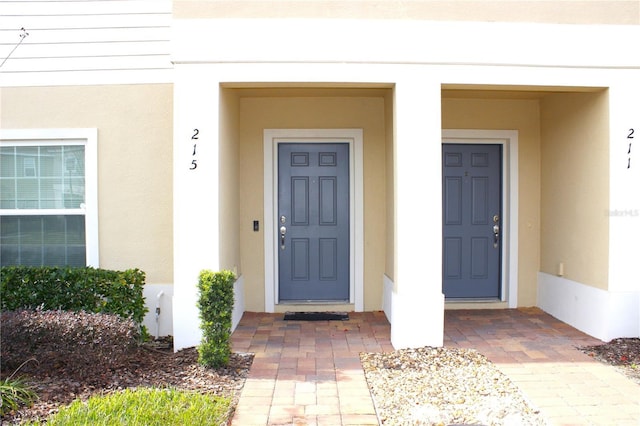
[190,129,199,170]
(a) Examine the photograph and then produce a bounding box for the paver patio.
[231,308,640,425]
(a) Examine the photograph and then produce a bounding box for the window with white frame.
[0,129,98,267]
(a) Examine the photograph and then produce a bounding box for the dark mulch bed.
[1,337,254,425]
[580,337,640,385]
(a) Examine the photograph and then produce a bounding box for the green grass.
[26,388,232,426]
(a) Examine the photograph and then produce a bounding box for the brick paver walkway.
[231,311,393,425]
[231,308,640,425]
[445,308,640,425]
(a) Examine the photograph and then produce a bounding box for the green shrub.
[0,266,148,325]
[25,388,231,426]
[197,270,235,368]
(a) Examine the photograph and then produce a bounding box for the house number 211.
[628,128,634,169]
[190,129,199,170]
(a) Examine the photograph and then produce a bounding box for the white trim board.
[232,275,245,332]
[173,19,640,69]
[442,129,519,308]
[382,274,394,323]
[538,272,639,341]
[263,129,364,312]
[142,284,174,338]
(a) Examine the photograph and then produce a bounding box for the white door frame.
[263,129,364,312]
[442,129,519,308]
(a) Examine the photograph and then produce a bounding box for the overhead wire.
[0,27,29,68]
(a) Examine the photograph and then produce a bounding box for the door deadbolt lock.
[280,215,287,224]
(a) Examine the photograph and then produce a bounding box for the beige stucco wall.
[384,90,395,280]
[236,90,388,311]
[0,85,174,284]
[219,88,241,274]
[441,96,542,307]
[174,0,639,24]
[540,91,610,290]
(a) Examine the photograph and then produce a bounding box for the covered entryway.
[171,17,638,353]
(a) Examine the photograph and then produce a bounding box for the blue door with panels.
[278,143,350,302]
[442,144,502,299]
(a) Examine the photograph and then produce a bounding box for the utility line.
[0,28,30,69]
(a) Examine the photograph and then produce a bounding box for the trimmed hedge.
[197,270,235,368]
[0,266,148,325]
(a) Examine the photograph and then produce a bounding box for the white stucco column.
[391,75,444,349]
[172,65,221,351]
[607,75,640,339]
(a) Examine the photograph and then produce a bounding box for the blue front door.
[442,144,502,299]
[278,143,350,302]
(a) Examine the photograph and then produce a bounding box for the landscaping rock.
[361,346,547,426]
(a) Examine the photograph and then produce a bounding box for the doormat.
[283,312,349,321]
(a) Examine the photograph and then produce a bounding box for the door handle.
[280,225,287,250]
[493,224,500,248]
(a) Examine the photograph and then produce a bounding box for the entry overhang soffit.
[171,19,640,69]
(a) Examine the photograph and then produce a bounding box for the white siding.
[0,0,172,86]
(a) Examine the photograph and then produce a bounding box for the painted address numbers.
[628,128,633,169]
[188,127,634,169]
[190,129,199,170]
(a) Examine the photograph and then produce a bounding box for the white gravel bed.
[361,347,548,426]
